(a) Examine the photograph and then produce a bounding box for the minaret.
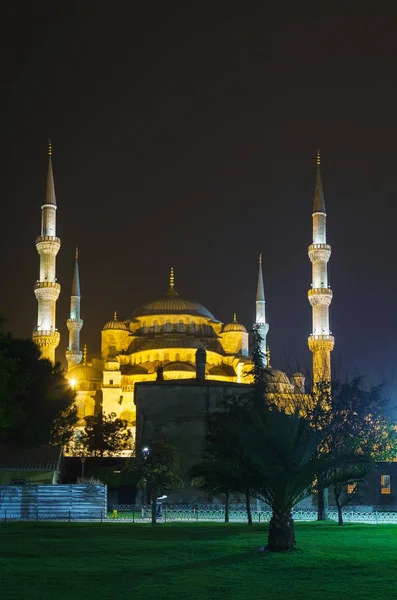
[32,141,61,364]
[255,253,269,366]
[66,248,83,370]
[308,150,334,384]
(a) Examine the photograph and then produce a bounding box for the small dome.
[223,313,247,333]
[68,364,102,381]
[103,311,128,331]
[266,369,291,385]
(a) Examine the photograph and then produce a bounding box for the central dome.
[133,293,215,319]
[132,268,216,320]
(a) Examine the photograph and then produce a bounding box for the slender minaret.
[66,248,83,370]
[308,150,334,384]
[32,141,61,363]
[255,253,269,366]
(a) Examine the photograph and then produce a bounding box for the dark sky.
[1,1,397,396]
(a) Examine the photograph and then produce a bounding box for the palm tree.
[238,404,371,551]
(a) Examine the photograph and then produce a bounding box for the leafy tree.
[190,408,259,525]
[126,435,182,525]
[79,412,131,457]
[0,326,77,447]
[313,378,397,525]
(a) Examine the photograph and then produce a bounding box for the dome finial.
[316,149,321,166]
[83,344,87,365]
[233,312,237,322]
[48,139,52,156]
[259,252,262,265]
[114,311,117,320]
[170,266,174,289]
[76,246,78,260]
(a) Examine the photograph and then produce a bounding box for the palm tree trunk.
[334,485,344,526]
[245,489,252,525]
[151,487,157,526]
[224,490,230,523]
[267,510,296,552]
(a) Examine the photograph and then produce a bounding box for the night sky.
[1,2,397,396]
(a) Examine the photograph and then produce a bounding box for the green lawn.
[1,522,397,600]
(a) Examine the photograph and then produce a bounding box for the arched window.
[175,353,180,362]
[165,321,171,332]
[178,320,184,332]
[155,353,160,362]
[153,320,159,333]
[164,353,169,361]
[186,353,192,362]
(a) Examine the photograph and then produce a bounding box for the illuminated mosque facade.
[33,145,333,438]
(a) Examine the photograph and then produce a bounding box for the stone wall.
[135,380,252,502]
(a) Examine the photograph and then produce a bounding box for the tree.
[79,412,131,457]
[0,325,77,447]
[196,328,371,551]
[236,403,370,551]
[317,378,397,525]
[126,435,182,525]
[189,407,259,525]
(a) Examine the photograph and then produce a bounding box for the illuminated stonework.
[66,249,83,369]
[308,151,334,385]
[66,266,307,446]
[32,144,60,365]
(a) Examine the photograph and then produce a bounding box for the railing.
[3,503,397,524]
[32,329,60,338]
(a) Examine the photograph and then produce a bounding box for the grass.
[1,522,397,600]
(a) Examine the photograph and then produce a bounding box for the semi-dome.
[163,361,195,372]
[103,312,128,331]
[68,364,102,381]
[132,269,216,320]
[223,314,247,333]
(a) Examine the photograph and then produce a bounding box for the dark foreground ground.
[1,522,397,599]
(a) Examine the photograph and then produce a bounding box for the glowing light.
[69,378,77,388]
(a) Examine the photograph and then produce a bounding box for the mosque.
[32,144,333,440]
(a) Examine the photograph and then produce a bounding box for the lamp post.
[142,446,149,506]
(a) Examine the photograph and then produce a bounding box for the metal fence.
[2,494,397,524]
[104,505,397,525]
[0,484,107,521]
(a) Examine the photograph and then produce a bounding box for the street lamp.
[141,446,150,507]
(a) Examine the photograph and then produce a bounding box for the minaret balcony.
[32,329,60,346]
[308,334,335,352]
[308,288,333,306]
[67,318,83,331]
[308,244,331,263]
[34,281,61,301]
[36,236,61,255]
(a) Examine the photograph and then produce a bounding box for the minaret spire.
[32,142,61,363]
[66,248,83,369]
[308,150,334,386]
[255,253,269,366]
